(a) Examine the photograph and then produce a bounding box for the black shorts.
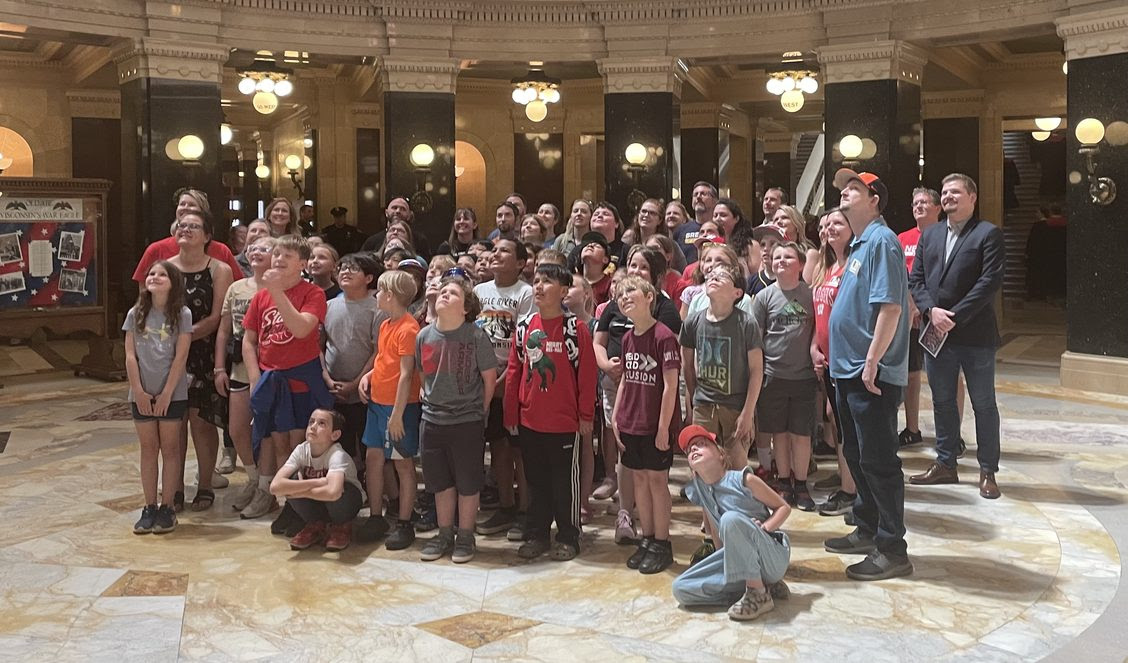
[620,432,674,471]
[132,400,188,422]
[908,327,923,372]
[485,397,518,448]
[421,419,487,496]
[756,376,817,436]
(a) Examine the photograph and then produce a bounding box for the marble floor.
[1,366,1126,662]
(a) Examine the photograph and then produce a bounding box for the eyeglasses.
[176,222,204,232]
[443,267,471,280]
[337,264,362,274]
[247,245,272,254]
[706,269,735,285]
[638,208,658,216]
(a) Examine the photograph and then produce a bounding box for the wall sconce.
[284,154,305,198]
[255,164,270,180]
[220,124,233,146]
[1075,118,1116,206]
[165,135,205,164]
[409,142,435,214]
[624,142,648,216]
[838,134,863,165]
[1035,117,1062,131]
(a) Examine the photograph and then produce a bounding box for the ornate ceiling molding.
[598,57,685,96]
[66,90,122,119]
[921,90,985,119]
[1056,8,1128,60]
[112,38,230,84]
[818,39,928,85]
[378,57,459,95]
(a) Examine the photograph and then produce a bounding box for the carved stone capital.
[817,40,927,85]
[112,38,229,85]
[1057,8,1128,60]
[67,90,122,119]
[681,102,743,132]
[379,57,459,95]
[922,90,986,119]
[598,57,684,96]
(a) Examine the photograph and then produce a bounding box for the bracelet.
[210,368,226,378]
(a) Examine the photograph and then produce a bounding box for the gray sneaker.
[420,528,456,561]
[230,480,258,511]
[728,588,774,621]
[823,528,877,555]
[846,551,913,581]
[240,488,278,520]
[451,532,476,564]
[476,506,516,535]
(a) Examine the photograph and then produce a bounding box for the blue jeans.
[925,343,1000,473]
[835,377,906,556]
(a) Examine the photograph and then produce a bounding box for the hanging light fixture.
[511,63,561,123]
[237,52,294,115]
[766,52,819,114]
[1034,117,1062,131]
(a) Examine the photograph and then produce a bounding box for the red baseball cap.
[833,168,889,213]
[678,424,718,453]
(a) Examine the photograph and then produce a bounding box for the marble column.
[598,58,683,220]
[819,41,925,233]
[1056,9,1128,394]
[681,103,737,200]
[380,57,458,247]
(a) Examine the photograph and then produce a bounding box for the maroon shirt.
[615,322,681,436]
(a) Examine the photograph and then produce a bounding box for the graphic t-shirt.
[814,263,845,355]
[371,314,422,405]
[243,280,328,377]
[324,295,386,403]
[678,307,762,409]
[504,313,597,433]
[474,279,534,369]
[898,226,922,274]
[750,281,815,380]
[221,277,260,383]
[123,305,193,402]
[282,441,366,501]
[615,322,681,436]
[416,321,497,424]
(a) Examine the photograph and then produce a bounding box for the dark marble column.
[819,42,925,233]
[681,128,721,198]
[923,117,980,194]
[514,132,565,214]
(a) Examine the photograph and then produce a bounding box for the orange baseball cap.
[677,424,718,453]
[833,168,889,213]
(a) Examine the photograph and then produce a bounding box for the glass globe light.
[1075,118,1105,146]
[238,77,256,95]
[274,79,293,97]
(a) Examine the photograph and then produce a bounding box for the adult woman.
[228,224,247,257]
[437,208,478,257]
[553,199,594,255]
[167,209,234,511]
[264,197,299,237]
[377,219,415,256]
[536,202,561,242]
[519,214,549,247]
[808,208,857,516]
[622,198,667,247]
[234,219,271,277]
[665,200,689,235]
[771,205,821,282]
[712,198,753,249]
[131,188,243,288]
[645,234,687,305]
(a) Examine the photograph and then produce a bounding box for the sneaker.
[550,541,579,561]
[753,465,776,487]
[614,509,637,545]
[898,428,922,448]
[818,490,857,516]
[794,481,816,512]
[627,536,653,569]
[506,512,527,542]
[476,506,516,535]
[778,476,797,506]
[813,472,841,490]
[824,528,877,555]
[217,447,236,474]
[768,579,791,600]
[271,502,301,535]
[414,505,438,532]
[591,477,617,500]
[133,504,158,534]
[325,522,353,552]
[517,538,551,559]
[289,521,327,550]
[230,480,258,512]
[452,532,476,564]
[813,439,837,460]
[843,510,857,526]
[479,485,501,509]
[173,490,185,513]
[639,538,674,574]
[355,515,391,543]
[386,519,416,551]
[689,538,715,566]
[210,472,229,489]
[240,489,278,520]
[420,528,456,561]
[152,505,177,533]
[728,588,774,621]
[846,550,913,581]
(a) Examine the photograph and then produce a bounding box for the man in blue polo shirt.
[823,168,912,581]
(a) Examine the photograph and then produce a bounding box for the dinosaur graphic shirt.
[750,282,815,380]
[615,322,681,437]
[504,313,596,434]
[679,307,762,409]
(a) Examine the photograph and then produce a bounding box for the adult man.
[823,168,912,581]
[489,193,527,240]
[675,181,717,264]
[760,187,786,226]
[908,173,1004,500]
[361,197,432,258]
[487,201,520,242]
[321,206,365,256]
[298,204,316,237]
[896,188,942,448]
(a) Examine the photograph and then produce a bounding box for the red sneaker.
[753,465,777,488]
[325,522,353,552]
[289,521,327,550]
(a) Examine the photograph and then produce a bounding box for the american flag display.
[0,197,97,310]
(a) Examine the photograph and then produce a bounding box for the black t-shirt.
[436,239,473,258]
[596,294,682,359]
[322,224,365,255]
[747,270,775,297]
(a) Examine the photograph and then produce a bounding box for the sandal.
[190,489,215,512]
[550,541,578,561]
[173,491,185,513]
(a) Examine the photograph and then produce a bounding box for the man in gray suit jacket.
[906,173,1005,499]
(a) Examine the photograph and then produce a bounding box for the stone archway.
[454,138,489,232]
[0,125,36,176]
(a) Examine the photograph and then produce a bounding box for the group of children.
[126,212,824,622]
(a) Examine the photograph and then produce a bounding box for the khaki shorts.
[692,402,748,463]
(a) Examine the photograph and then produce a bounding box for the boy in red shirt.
[243,235,332,533]
[505,263,597,561]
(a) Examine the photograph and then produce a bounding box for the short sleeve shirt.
[828,217,910,386]
[370,314,422,405]
[416,321,497,424]
[898,226,922,274]
[615,323,681,435]
[324,295,387,401]
[221,278,260,382]
[474,280,535,369]
[282,441,366,501]
[243,280,327,371]
[750,281,815,380]
[123,305,193,402]
[678,307,762,409]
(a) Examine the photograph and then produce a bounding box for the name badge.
[848,259,862,275]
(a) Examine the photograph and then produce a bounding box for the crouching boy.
[672,425,792,622]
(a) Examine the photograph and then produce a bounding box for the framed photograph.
[0,271,26,295]
[59,267,87,294]
[58,229,84,263]
[0,232,22,265]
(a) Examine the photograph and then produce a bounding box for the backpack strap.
[562,312,580,376]
[514,314,530,365]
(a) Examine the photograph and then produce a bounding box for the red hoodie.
[504,312,596,433]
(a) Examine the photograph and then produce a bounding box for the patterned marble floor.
[0,368,1126,662]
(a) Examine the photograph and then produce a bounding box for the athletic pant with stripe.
[519,425,581,548]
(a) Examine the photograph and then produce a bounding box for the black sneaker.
[779,476,798,507]
[813,439,837,460]
[639,538,674,574]
[818,490,857,516]
[517,538,551,559]
[476,506,516,535]
[506,512,527,542]
[843,510,857,526]
[414,505,438,532]
[479,485,500,509]
[627,536,653,570]
[355,515,391,543]
[823,528,877,555]
[271,502,301,536]
[846,551,913,581]
[152,505,177,533]
[794,482,816,512]
[133,504,158,534]
[898,428,923,447]
[385,519,416,551]
[813,472,841,490]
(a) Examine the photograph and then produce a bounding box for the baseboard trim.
[1060,351,1128,396]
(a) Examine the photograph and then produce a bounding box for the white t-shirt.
[282,441,366,501]
[473,279,535,368]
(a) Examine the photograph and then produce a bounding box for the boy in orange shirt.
[358,270,422,550]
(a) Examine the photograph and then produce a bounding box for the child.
[679,263,763,471]
[748,226,784,297]
[125,260,192,534]
[243,234,333,536]
[563,273,596,522]
[578,232,613,307]
[416,276,497,563]
[307,244,341,300]
[671,426,792,621]
[751,242,817,510]
[521,242,542,283]
[358,270,422,550]
[610,275,681,574]
[270,408,366,552]
[504,263,597,561]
